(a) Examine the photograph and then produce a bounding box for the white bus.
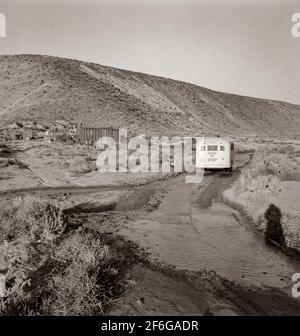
[196,137,234,171]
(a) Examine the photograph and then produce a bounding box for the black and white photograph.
[0,0,300,323]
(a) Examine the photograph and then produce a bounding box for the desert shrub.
[42,260,100,315]
[14,197,66,241]
[40,232,120,316]
[0,231,123,316]
[0,279,31,316]
[0,200,29,241]
[0,196,66,242]
[0,195,130,316]
[54,232,112,265]
[68,157,95,175]
[0,240,41,316]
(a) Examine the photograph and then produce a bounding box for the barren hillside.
[0,54,300,137]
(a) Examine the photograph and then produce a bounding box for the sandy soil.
[1,142,300,316]
[0,141,174,192]
[109,265,210,316]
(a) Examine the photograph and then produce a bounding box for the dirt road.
[116,173,298,288]
[3,152,298,289]
[2,151,300,315]
[84,156,300,315]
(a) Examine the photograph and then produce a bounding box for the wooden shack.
[78,126,119,144]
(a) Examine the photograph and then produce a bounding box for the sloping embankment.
[224,143,300,254]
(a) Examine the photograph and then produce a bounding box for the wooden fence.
[78,127,119,144]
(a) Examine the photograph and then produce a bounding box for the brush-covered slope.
[0,54,299,137]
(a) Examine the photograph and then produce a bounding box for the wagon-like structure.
[196,137,234,171]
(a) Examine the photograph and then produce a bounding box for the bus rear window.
[207,145,218,151]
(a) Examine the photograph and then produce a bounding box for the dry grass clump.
[0,196,131,316]
[0,231,127,316]
[68,156,95,175]
[16,197,66,241]
[0,196,67,314]
[0,201,23,241]
[0,241,46,315]
[0,196,66,242]
[41,232,120,315]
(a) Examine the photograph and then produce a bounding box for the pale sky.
[0,0,299,104]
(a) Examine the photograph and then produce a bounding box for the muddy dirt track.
[116,173,299,287]
[2,152,299,288]
[2,152,300,315]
